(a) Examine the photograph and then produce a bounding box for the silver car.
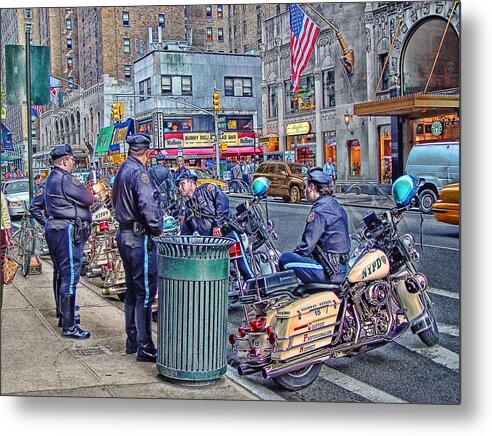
[1,178,30,218]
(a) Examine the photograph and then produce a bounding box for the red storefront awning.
[221,146,264,156]
[165,148,216,156]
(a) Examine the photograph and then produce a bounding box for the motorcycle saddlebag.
[244,270,299,298]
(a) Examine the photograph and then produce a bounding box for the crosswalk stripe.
[320,365,408,403]
[427,287,460,300]
[396,333,460,372]
[438,323,460,337]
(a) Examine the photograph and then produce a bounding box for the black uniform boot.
[136,308,157,362]
[60,294,90,340]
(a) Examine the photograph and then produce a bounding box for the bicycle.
[11,202,37,277]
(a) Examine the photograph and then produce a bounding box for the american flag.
[290,4,320,94]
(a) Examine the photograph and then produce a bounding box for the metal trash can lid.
[154,235,235,259]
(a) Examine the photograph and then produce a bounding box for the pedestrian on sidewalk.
[112,134,163,363]
[1,191,15,309]
[322,158,337,192]
[44,145,94,339]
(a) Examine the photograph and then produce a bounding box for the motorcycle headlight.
[402,234,415,249]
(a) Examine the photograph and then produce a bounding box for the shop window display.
[379,125,392,184]
[348,139,361,176]
[286,76,315,114]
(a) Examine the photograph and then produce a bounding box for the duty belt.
[327,252,350,265]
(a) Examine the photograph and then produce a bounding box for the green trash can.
[154,235,235,383]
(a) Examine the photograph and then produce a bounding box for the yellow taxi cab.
[432,183,459,225]
[172,166,229,193]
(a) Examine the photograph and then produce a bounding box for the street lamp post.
[25,23,34,203]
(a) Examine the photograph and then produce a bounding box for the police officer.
[176,171,254,279]
[112,134,163,363]
[148,152,175,210]
[44,145,94,339]
[279,167,350,284]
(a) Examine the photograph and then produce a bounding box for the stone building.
[260,1,460,186]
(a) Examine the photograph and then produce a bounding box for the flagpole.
[25,24,34,203]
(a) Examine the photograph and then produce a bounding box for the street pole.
[25,24,34,203]
[215,111,220,178]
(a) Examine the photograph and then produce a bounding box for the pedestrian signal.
[213,91,220,113]
[111,102,121,122]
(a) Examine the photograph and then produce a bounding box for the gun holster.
[132,221,145,237]
[73,217,83,244]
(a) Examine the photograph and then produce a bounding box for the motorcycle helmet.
[392,175,419,208]
[251,177,271,196]
[163,216,177,232]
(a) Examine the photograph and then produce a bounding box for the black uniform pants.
[116,230,157,350]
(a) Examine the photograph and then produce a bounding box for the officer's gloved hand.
[212,227,222,237]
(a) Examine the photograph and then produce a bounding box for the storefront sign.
[165,133,184,148]
[286,122,311,136]
[238,132,255,146]
[219,132,238,145]
[183,132,211,147]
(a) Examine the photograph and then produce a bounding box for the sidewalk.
[0,258,257,400]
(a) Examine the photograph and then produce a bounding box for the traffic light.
[111,102,121,122]
[213,90,220,113]
[118,101,124,119]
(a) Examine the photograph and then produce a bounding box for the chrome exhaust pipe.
[238,364,264,376]
[261,350,332,379]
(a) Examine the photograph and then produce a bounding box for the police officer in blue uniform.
[279,167,350,284]
[148,152,175,210]
[176,171,254,279]
[44,145,94,339]
[112,134,163,362]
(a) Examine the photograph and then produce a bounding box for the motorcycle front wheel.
[272,364,322,391]
[417,293,439,346]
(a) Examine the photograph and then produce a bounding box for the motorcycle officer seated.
[279,167,350,285]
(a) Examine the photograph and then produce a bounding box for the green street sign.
[5,44,50,105]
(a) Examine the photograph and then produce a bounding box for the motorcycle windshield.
[341,183,397,254]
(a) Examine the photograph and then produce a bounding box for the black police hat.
[175,170,198,185]
[306,166,332,187]
[50,144,73,161]
[155,152,167,161]
[127,134,151,152]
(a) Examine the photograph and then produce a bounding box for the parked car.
[1,178,30,218]
[171,167,229,193]
[405,141,459,213]
[431,183,459,225]
[252,161,305,203]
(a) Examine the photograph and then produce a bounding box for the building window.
[67,57,73,70]
[218,28,224,41]
[139,78,151,101]
[122,11,130,26]
[269,84,278,118]
[66,18,72,30]
[285,76,315,113]
[124,64,131,79]
[161,76,172,95]
[378,53,390,90]
[323,69,335,108]
[243,20,247,34]
[217,5,223,19]
[348,139,361,176]
[158,13,165,28]
[66,38,72,50]
[207,27,213,41]
[224,77,253,97]
[206,5,212,17]
[181,76,192,95]
[123,38,130,54]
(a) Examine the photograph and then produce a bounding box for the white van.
[405,141,459,213]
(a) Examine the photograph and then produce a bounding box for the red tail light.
[229,334,236,345]
[266,326,277,344]
[249,318,266,332]
[249,347,258,356]
[238,327,246,338]
[229,242,242,258]
[99,221,109,231]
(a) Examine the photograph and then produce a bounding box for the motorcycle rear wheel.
[272,364,322,391]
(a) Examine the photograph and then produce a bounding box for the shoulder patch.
[139,173,150,185]
[307,211,316,223]
[207,184,216,192]
[34,187,44,198]
[71,176,81,186]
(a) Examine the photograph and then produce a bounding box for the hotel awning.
[354,93,459,120]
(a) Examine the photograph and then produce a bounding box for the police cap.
[175,170,198,185]
[306,166,332,187]
[127,134,151,152]
[50,144,73,161]
[155,152,167,161]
